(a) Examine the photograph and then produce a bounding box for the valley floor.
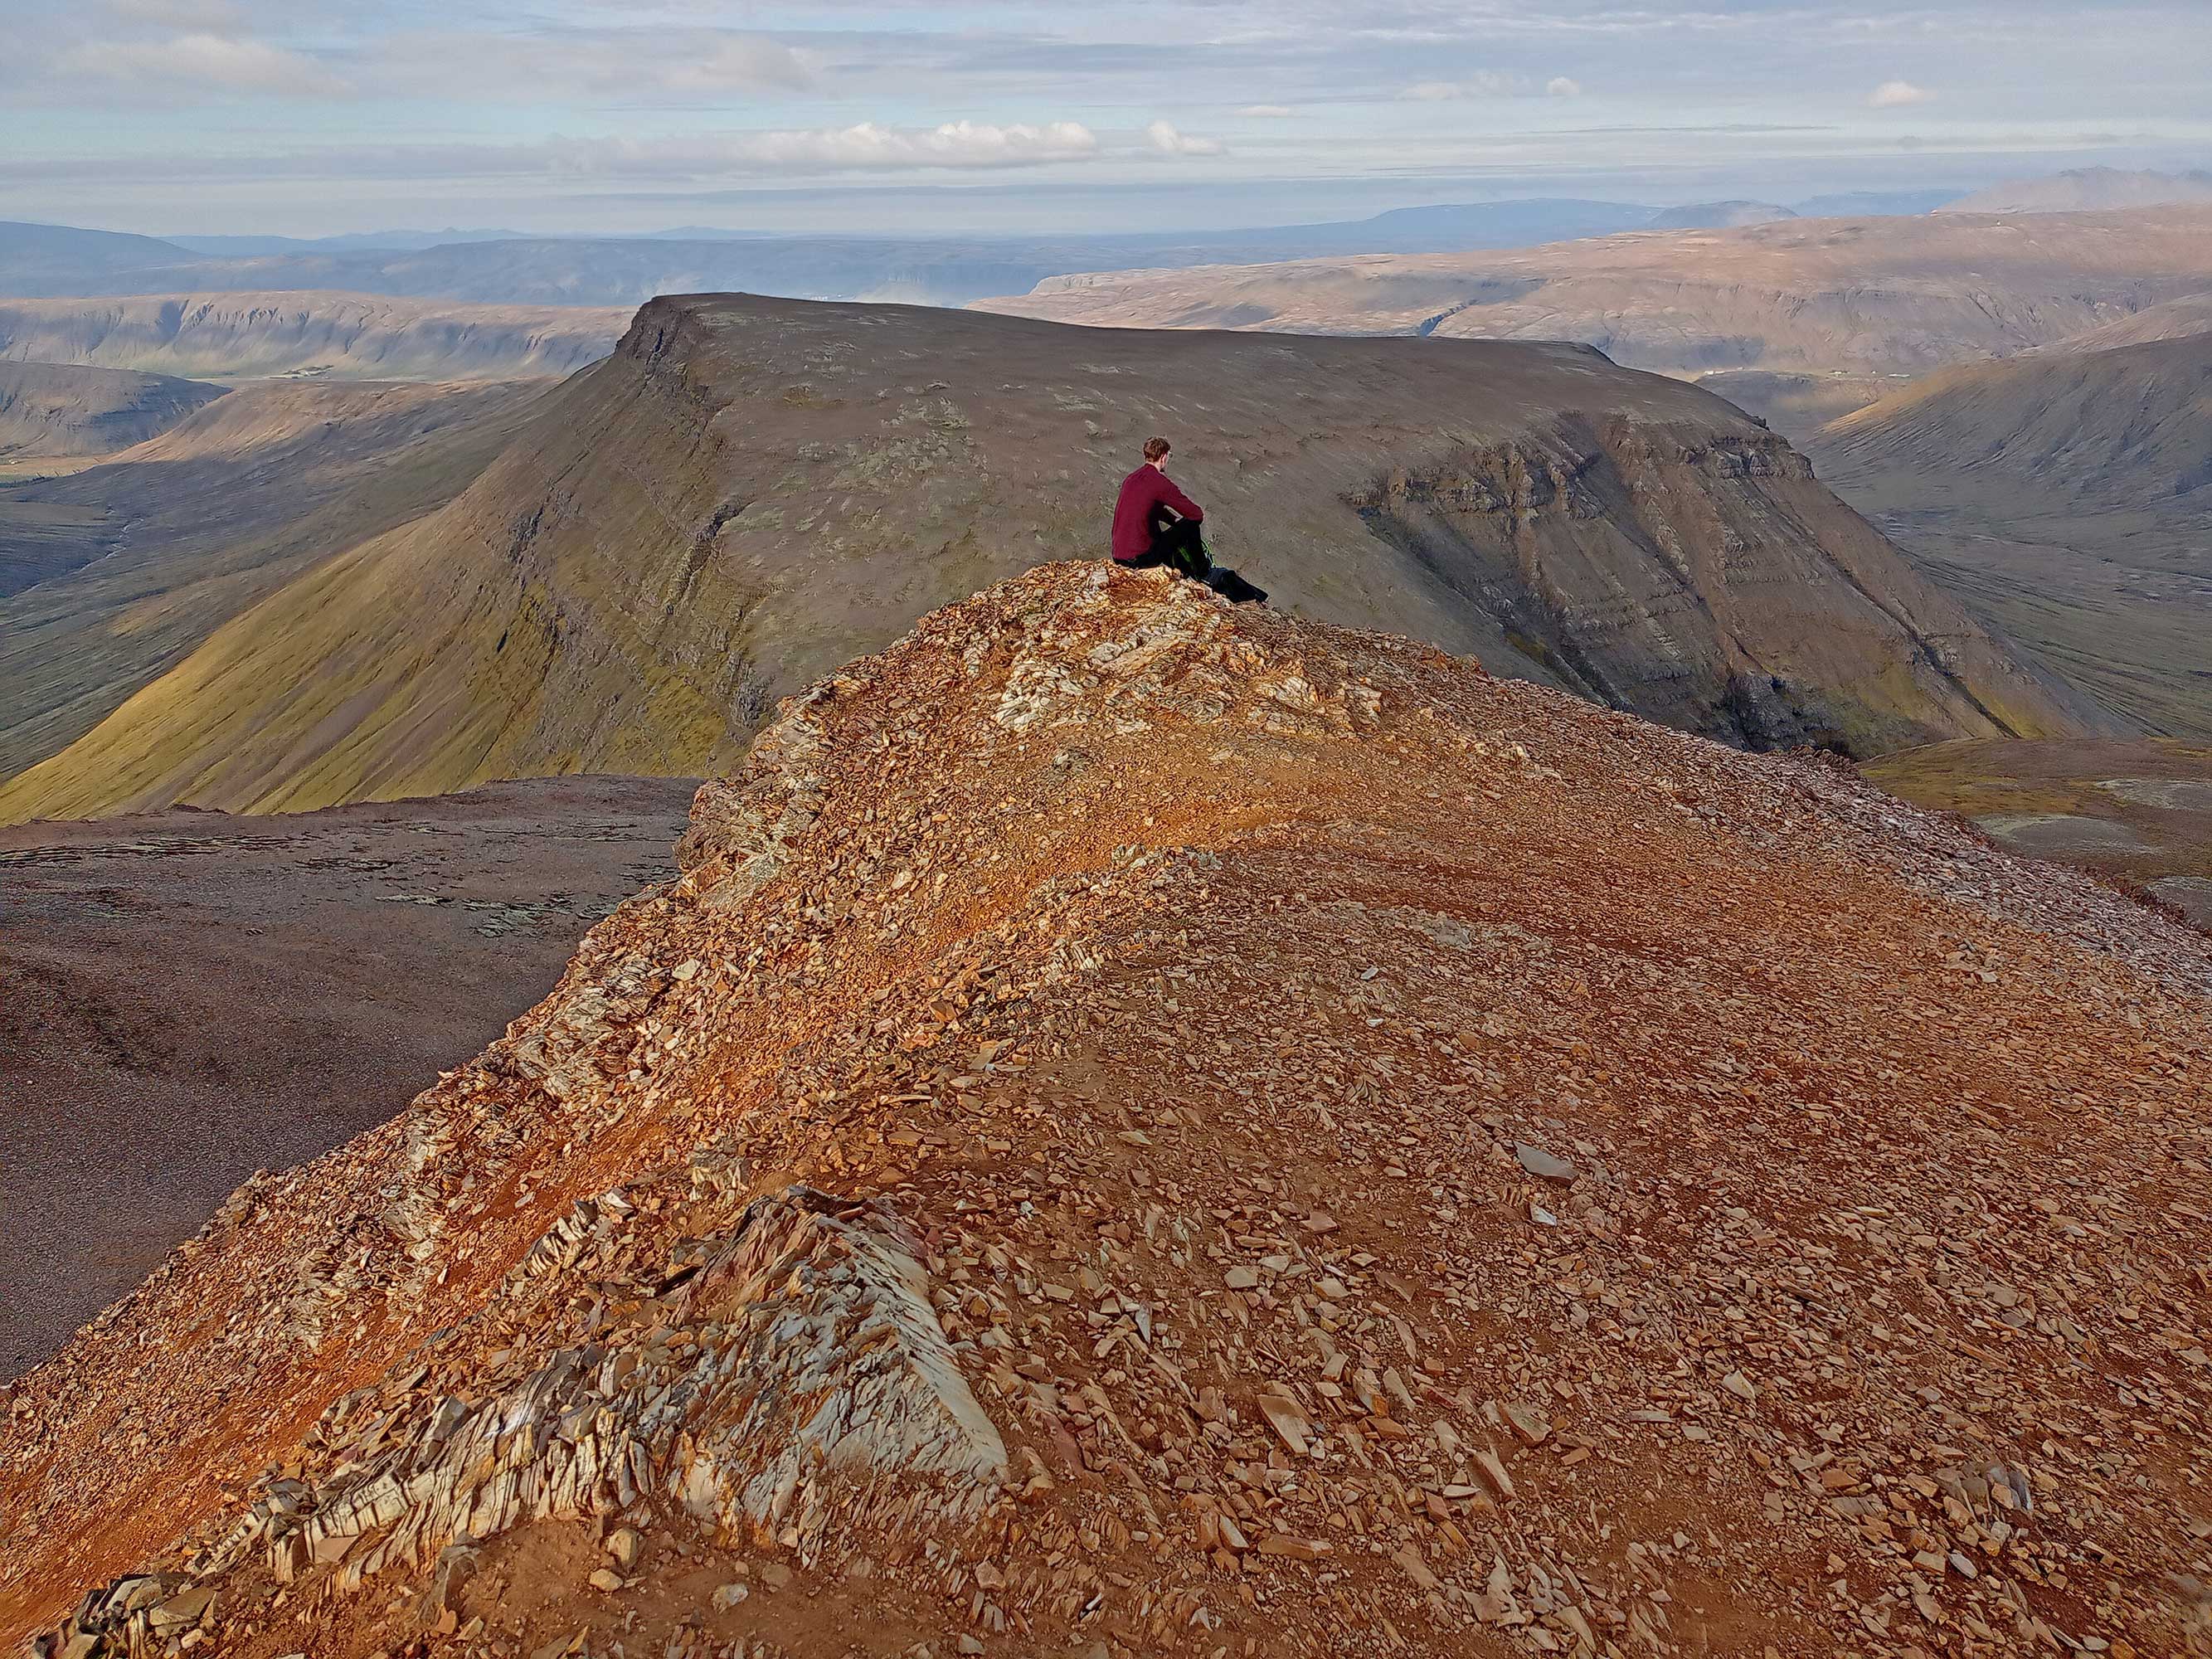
[0,776,694,1379]
[1864,737,2212,929]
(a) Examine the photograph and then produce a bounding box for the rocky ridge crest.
[3,564,2209,1659]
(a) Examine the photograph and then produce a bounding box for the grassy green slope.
[0,379,552,781]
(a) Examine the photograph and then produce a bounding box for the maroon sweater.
[1111,463,1203,561]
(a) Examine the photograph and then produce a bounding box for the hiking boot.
[1204,567,1268,606]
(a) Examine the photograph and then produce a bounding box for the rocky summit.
[3,563,2209,1659]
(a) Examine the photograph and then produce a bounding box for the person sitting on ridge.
[1110,437,1266,604]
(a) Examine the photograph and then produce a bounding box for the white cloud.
[1145,119,1225,156]
[0,119,1110,185]
[749,120,1099,169]
[567,121,1102,174]
[1237,104,1296,119]
[105,0,246,24]
[1869,78,1932,107]
[1407,71,1577,100]
[612,38,815,95]
[61,32,352,95]
[353,29,820,105]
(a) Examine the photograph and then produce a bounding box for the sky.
[3,0,2210,236]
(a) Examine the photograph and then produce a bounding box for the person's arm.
[1155,474,1203,522]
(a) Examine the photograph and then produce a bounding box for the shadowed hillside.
[0,775,695,1379]
[1810,330,2212,739]
[2,565,2205,1659]
[0,294,2096,823]
[0,361,226,462]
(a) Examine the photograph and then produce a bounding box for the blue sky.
[4,0,2210,235]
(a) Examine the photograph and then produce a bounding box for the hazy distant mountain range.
[36,174,2212,314]
[1937,165,2212,215]
[163,229,534,256]
[1,192,1980,309]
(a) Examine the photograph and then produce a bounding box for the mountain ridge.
[0,291,629,382]
[0,293,2097,824]
[0,207,1665,309]
[0,195,1976,311]
[3,562,2205,1658]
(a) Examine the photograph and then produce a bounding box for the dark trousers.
[1113,513,1266,604]
[1119,513,1210,578]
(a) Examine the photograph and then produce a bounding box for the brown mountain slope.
[2029,289,2212,353]
[0,291,626,382]
[2,566,2206,1659]
[0,776,695,1380]
[0,360,226,461]
[1938,167,2212,216]
[1809,331,2212,738]
[0,378,551,777]
[978,207,2212,379]
[0,294,2093,825]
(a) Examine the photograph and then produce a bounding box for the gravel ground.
[0,776,694,1378]
[6,567,2207,1657]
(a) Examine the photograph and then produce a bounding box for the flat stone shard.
[605,1528,644,1571]
[1256,1387,1313,1457]
[1514,1143,1578,1182]
[1502,1401,1552,1447]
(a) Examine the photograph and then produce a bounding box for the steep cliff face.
[2,567,2206,1659]
[0,294,2091,823]
[0,292,627,382]
[1342,416,2076,751]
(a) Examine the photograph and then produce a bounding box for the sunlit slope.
[0,360,226,460]
[2,294,2097,821]
[980,206,2212,377]
[0,379,551,781]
